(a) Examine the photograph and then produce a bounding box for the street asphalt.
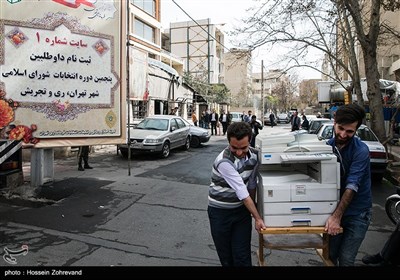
[0,125,398,274]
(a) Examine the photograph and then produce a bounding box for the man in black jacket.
[250,115,262,147]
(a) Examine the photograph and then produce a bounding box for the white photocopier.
[256,132,340,227]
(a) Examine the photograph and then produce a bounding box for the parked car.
[230,112,243,123]
[182,119,211,148]
[230,112,263,127]
[263,114,277,126]
[277,113,290,124]
[118,115,191,159]
[316,123,388,181]
[307,118,332,134]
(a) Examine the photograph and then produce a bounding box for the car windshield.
[356,126,379,141]
[309,119,332,132]
[136,118,169,131]
[320,124,379,142]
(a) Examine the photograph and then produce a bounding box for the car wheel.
[385,195,400,225]
[119,147,128,158]
[183,137,190,150]
[190,136,201,148]
[161,142,170,158]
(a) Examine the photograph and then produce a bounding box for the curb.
[385,144,400,185]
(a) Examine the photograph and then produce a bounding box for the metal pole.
[261,60,264,117]
[126,1,131,176]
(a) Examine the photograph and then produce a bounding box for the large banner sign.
[0,0,126,147]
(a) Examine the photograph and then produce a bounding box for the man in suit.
[291,111,301,131]
[209,109,219,136]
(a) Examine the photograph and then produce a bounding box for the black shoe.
[84,165,93,169]
[78,166,84,171]
[362,253,383,265]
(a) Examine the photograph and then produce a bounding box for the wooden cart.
[257,226,343,266]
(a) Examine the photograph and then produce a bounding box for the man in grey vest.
[207,122,266,266]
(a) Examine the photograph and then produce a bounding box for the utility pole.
[261,60,264,117]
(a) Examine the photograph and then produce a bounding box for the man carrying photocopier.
[325,104,372,267]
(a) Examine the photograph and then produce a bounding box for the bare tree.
[271,74,299,111]
[232,0,400,142]
[340,0,400,141]
[299,79,319,107]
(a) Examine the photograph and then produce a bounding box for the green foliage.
[183,71,230,104]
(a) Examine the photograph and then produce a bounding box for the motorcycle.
[385,185,400,225]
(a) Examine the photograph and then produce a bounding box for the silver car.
[182,119,211,148]
[277,113,290,124]
[316,123,388,182]
[118,115,191,158]
[308,118,333,134]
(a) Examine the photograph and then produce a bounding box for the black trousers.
[78,146,90,166]
[381,221,400,264]
[208,205,252,266]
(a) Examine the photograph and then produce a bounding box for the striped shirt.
[208,147,260,209]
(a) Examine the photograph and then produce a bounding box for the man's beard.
[334,131,352,146]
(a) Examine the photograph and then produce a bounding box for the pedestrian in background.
[209,109,219,136]
[291,111,301,131]
[78,146,93,171]
[241,111,248,122]
[204,110,210,129]
[219,110,229,135]
[301,114,309,130]
[325,104,372,266]
[269,112,275,128]
[250,115,262,148]
[207,121,266,266]
[192,110,198,126]
[246,110,252,122]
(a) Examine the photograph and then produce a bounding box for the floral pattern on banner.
[28,102,92,122]
[0,88,39,144]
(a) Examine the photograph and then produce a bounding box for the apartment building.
[127,0,194,122]
[358,9,400,81]
[164,18,225,85]
[223,49,253,109]
[161,18,226,114]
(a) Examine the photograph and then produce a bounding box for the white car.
[277,113,290,124]
[182,119,211,148]
[229,112,243,122]
[316,123,388,181]
[308,118,333,134]
[118,115,191,159]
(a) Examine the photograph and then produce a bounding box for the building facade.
[127,0,194,123]
[224,49,253,109]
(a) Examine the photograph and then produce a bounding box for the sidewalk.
[386,143,400,185]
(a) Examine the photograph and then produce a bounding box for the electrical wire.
[171,0,232,52]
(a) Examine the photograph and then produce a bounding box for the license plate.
[131,143,142,148]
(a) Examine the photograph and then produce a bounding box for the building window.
[132,0,156,17]
[154,100,168,115]
[131,100,148,119]
[135,19,155,43]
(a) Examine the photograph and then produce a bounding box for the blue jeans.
[329,209,371,266]
[207,205,252,266]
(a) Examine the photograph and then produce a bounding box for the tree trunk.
[363,44,386,142]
